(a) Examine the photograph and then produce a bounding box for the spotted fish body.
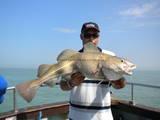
[16,42,136,102]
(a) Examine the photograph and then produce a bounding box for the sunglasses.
[83,33,99,39]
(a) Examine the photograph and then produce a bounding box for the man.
[60,22,126,120]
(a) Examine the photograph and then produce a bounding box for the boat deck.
[0,99,160,120]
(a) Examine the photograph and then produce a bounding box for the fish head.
[117,58,136,75]
[102,56,136,75]
[122,58,136,75]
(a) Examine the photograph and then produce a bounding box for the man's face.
[81,29,100,46]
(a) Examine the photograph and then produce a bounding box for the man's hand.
[69,72,85,86]
[60,72,85,91]
[111,77,126,89]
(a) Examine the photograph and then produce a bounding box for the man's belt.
[70,102,111,110]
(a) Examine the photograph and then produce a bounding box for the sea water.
[0,68,160,113]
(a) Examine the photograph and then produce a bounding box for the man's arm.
[111,77,126,89]
[60,72,85,91]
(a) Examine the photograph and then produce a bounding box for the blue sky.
[0,0,160,70]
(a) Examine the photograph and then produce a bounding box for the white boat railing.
[6,86,17,112]
[5,82,160,113]
[127,82,160,105]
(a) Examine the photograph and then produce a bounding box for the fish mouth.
[125,64,136,75]
[131,64,136,70]
[125,70,133,75]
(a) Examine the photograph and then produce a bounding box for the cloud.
[119,3,156,17]
[53,27,76,33]
[118,2,160,28]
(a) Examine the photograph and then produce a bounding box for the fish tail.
[16,80,38,102]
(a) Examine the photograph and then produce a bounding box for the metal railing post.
[13,87,17,112]
[131,83,135,105]
[7,87,18,112]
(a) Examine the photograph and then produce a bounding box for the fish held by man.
[16,42,136,102]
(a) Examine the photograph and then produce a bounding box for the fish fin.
[102,68,123,81]
[37,64,52,77]
[37,64,57,87]
[44,79,57,87]
[83,42,100,53]
[16,80,38,102]
[57,49,78,61]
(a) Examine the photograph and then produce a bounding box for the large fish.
[16,42,136,102]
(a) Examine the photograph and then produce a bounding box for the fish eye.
[121,59,124,62]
